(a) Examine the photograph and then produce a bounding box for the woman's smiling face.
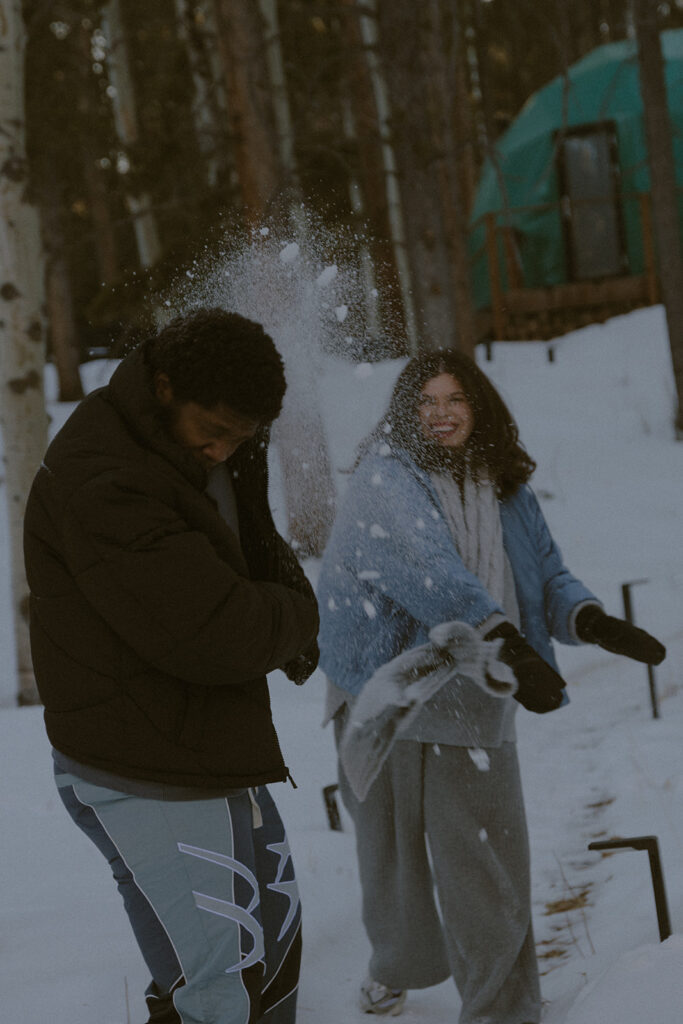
[417,372,475,448]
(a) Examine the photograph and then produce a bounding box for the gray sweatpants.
[336,726,541,1024]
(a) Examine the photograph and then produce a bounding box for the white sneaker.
[359,977,407,1016]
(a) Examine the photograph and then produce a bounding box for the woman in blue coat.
[317,350,665,1023]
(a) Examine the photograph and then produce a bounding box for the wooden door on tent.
[556,121,628,281]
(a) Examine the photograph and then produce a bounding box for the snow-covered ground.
[1,306,683,1023]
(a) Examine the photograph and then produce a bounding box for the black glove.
[485,621,567,714]
[284,639,320,686]
[574,605,666,666]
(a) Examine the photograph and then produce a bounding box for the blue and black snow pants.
[56,773,301,1024]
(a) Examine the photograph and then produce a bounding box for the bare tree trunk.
[338,0,407,349]
[426,0,476,357]
[374,0,462,351]
[635,0,683,434]
[0,0,49,704]
[213,0,280,220]
[353,0,419,353]
[258,0,335,556]
[340,95,382,340]
[81,150,121,286]
[102,0,163,268]
[175,0,228,188]
[40,176,84,401]
[77,23,121,286]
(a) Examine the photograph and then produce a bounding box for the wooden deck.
[475,193,659,342]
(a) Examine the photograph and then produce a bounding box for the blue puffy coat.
[317,446,597,698]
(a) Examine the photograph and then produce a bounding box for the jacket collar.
[106,346,208,490]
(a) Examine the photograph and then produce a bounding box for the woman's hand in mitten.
[574,605,666,666]
[485,621,567,713]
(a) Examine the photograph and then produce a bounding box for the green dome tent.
[469,28,683,319]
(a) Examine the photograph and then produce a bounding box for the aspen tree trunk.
[102,0,162,268]
[258,0,335,556]
[175,0,227,189]
[635,0,683,434]
[352,0,419,353]
[0,0,49,704]
[338,0,407,349]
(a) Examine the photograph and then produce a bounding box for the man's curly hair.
[144,308,286,422]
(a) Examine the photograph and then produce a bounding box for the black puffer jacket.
[23,348,320,788]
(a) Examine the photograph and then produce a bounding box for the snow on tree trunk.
[102,0,162,269]
[0,0,49,704]
[635,0,683,435]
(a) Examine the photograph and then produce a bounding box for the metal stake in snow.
[588,835,672,941]
[323,784,342,832]
[621,579,660,719]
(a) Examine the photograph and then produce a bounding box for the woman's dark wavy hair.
[359,349,536,498]
[144,307,286,422]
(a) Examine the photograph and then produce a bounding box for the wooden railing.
[470,192,663,342]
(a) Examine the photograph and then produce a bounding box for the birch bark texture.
[0,0,49,703]
[102,0,162,269]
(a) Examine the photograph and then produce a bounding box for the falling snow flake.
[354,363,373,379]
[468,749,491,771]
[371,473,382,486]
[362,600,377,619]
[327,597,338,611]
[316,264,338,287]
[334,305,348,322]
[369,524,389,539]
[479,828,488,842]
[358,570,380,581]
[279,242,300,263]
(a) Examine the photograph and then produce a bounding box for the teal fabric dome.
[469,29,683,309]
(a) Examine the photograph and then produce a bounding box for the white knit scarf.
[430,470,520,627]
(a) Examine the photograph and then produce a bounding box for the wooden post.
[639,192,659,306]
[502,224,522,289]
[485,213,506,340]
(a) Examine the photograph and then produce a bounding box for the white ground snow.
[1,306,683,1022]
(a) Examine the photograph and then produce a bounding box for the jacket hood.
[106,346,208,491]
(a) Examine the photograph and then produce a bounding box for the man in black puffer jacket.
[24,308,320,1024]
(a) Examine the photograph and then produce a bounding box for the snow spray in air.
[161,214,394,555]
